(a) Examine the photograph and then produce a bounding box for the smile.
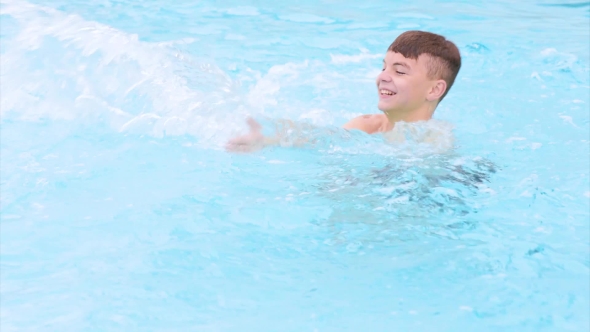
[379,89,396,96]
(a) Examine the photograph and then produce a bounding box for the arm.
[225,114,386,153]
[225,117,320,153]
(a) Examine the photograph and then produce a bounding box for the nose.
[377,70,392,83]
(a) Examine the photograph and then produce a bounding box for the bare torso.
[342,114,393,134]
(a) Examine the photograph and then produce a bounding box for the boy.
[226,30,461,152]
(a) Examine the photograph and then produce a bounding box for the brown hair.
[388,31,461,102]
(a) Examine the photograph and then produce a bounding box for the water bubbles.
[526,245,545,256]
[465,42,490,54]
[540,48,578,72]
[345,241,362,253]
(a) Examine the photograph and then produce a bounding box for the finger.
[246,117,262,132]
[225,142,253,153]
[225,142,243,152]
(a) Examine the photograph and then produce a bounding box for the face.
[376,51,438,115]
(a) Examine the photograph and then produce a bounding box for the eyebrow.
[382,60,411,69]
[393,62,410,69]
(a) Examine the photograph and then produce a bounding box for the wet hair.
[388,31,461,102]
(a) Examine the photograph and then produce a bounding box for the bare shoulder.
[343,114,388,134]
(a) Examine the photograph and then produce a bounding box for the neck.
[383,102,437,125]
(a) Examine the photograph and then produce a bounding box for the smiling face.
[376,51,446,120]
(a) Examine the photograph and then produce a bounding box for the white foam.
[246,61,309,109]
[330,49,382,64]
[559,115,578,127]
[0,0,245,144]
[382,119,455,154]
[539,47,578,71]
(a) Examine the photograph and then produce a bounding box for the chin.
[377,102,395,113]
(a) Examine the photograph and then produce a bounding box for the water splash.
[0,0,246,144]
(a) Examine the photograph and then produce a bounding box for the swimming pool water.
[1,0,589,331]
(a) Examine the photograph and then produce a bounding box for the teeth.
[380,89,394,95]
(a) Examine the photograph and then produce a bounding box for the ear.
[426,79,447,102]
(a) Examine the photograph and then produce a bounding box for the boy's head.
[377,31,461,119]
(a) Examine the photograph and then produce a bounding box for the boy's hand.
[225,117,266,153]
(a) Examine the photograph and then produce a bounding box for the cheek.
[399,79,416,96]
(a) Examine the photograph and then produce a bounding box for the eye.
[396,71,406,75]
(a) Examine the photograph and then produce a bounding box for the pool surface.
[1,0,589,331]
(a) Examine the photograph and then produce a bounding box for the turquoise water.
[1,0,589,331]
